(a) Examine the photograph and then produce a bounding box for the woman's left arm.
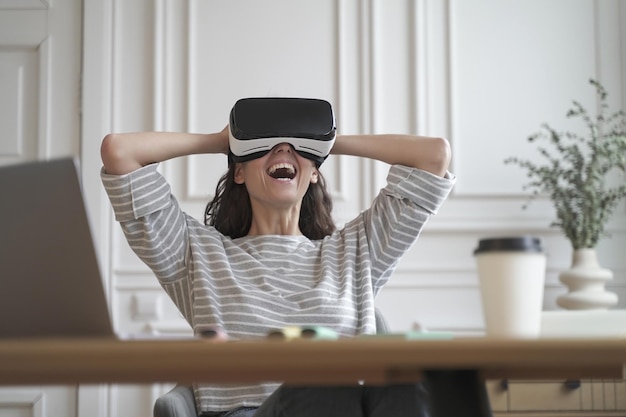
[330,134,451,177]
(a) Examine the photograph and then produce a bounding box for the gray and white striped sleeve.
[100,164,190,285]
[362,165,455,291]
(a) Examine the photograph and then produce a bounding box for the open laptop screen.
[0,158,114,338]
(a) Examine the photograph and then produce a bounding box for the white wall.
[81,1,626,414]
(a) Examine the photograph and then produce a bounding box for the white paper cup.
[474,237,546,338]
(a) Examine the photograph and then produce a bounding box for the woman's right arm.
[100,127,229,175]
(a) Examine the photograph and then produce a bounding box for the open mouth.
[267,163,297,181]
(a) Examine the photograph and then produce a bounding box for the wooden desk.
[1,337,625,386]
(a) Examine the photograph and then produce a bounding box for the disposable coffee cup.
[474,237,546,338]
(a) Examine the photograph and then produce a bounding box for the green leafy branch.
[505,79,626,249]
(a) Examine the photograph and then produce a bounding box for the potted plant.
[505,79,626,310]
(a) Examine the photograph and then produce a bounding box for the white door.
[0,0,81,416]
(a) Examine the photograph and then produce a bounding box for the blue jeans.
[253,384,429,417]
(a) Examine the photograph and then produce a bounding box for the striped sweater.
[101,163,455,413]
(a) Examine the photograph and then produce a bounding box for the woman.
[100,119,455,416]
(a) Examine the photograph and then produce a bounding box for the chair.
[154,310,391,417]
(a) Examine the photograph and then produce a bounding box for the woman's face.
[233,143,319,211]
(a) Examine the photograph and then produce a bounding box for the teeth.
[268,163,295,175]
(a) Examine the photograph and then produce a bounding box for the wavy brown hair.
[204,163,336,239]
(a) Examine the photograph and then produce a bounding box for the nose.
[272,143,294,154]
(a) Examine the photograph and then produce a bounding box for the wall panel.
[188,0,339,130]
[0,10,49,165]
[0,48,38,162]
[449,0,597,196]
[0,389,43,417]
[184,0,363,224]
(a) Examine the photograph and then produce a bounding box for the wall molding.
[0,390,43,416]
[37,36,51,159]
[0,0,48,10]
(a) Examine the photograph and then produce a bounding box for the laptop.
[0,158,115,338]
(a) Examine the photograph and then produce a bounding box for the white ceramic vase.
[557,248,618,310]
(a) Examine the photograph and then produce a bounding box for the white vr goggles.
[228,97,336,166]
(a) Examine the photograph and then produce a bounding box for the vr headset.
[228,97,336,166]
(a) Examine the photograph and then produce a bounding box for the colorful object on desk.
[267,326,339,340]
